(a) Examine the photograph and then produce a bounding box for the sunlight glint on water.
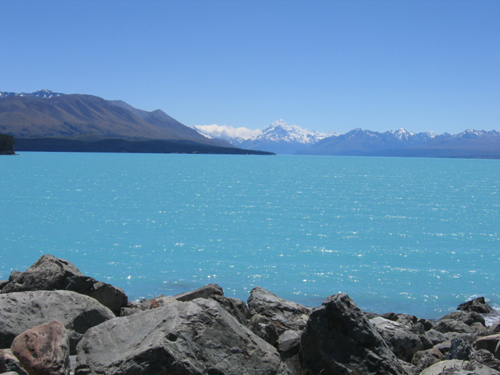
[1,152,499,319]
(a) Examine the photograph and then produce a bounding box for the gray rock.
[248,314,279,345]
[370,316,426,362]
[381,312,418,327]
[434,340,452,356]
[172,283,223,301]
[473,322,490,334]
[420,359,469,375]
[0,255,127,315]
[1,256,81,293]
[434,319,474,334]
[447,337,473,360]
[427,329,449,346]
[300,293,406,375]
[411,348,444,373]
[119,299,153,316]
[8,271,22,283]
[464,361,500,375]
[488,322,500,333]
[0,280,9,291]
[419,318,434,331]
[11,320,70,375]
[82,281,127,317]
[277,330,302,375]
[0,349,28,375]
[76,298,281,375]
[210,295,249,326]
[400,360,418,375]
[247,287,311,335]
[0,290,115,354]
[121,285,250,326]
[440,310,486,326]
[458,297,494,314]
[278,330,301,356]
[470,349,500,372]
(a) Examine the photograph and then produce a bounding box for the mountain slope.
[111,100,233,148]
[0,92,227,147]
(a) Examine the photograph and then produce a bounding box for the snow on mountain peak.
[0,89,65,99]
[259,120,338,144]
[192,120,338,145]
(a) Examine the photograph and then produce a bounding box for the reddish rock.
[10,320,70,375]
[475,334,500,354]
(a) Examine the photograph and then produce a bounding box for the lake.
[1,152,499,319]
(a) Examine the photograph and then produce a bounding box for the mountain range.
[195,122,500,158]
[194,120,337,154]
[0,90,272,155]
[2,90,498,158]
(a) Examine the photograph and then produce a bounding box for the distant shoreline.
[14,137,275,155]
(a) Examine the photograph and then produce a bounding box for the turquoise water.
[1,152,499,319]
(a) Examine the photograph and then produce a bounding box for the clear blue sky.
[1,0,498,134]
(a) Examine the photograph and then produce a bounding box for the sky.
[1,0,498,134]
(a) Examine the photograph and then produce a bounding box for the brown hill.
[0,94,229,147]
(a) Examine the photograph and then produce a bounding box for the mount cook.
[195,121,500,158]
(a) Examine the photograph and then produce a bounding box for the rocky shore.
[1,255,500,375]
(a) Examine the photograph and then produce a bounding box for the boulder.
[0,255,127,315]
[83,281,127,316]
[121,285,250,325]
[0,349,28,375]
[76,298,281,375]
[433,319,474,334]
[370,316,427,362]
[489,322,500,333]
[458,297,494,314]
[381,312,418,327]
[0,280,9,291]
[419,359,468,375]
[277,331,302,375]
[0,290,115,354]
[10,320,70,375]
[278,330,301,356]
[172,283,223,301]
[411,348,444,373]
[475,334,500,353]
[300,293,406,375]
[247,287,311,335]
[1,256,82,293]
[470,349,500,372]
[440,310,486,326]
[419,318,434,331]
[447,337,473,360]
[426,329,449,346]
[248,314,279,345]
[209,295,249,326]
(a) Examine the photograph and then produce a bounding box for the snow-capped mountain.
[298,128,437,155]
[256,119,338,144]
[298,127,500,158]
[0,89,65,99]
[193,120,338,154]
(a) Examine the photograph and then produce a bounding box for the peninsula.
[0,134,15,155]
